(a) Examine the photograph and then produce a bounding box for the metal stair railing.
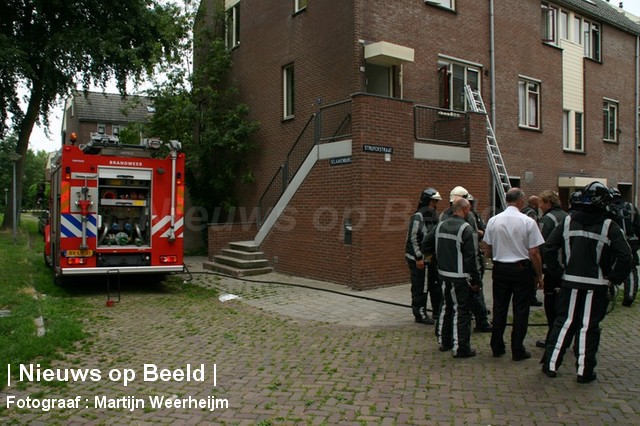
[464,85,511,210]
[257,100,352,228]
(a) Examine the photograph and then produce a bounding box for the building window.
[225,1,240,49]
[541,2,557,43]
[542,3,601,61]
[97,123,106,134]
[559,11,568,40]
[283,64,294,119]
[295,0,307,13]
[112,125,122,136]
[366,64,393,97]
[603,100,618,142]
[583,20,600,61]
[519,79,540,130]
[425,0,455,10]
[573,15,582,44]
[563,110,584,152]
[438,59,480,111]
[575,112,583,151]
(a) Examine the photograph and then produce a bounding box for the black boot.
[413,307,424,323]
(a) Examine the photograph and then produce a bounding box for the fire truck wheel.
[54,274,65,286]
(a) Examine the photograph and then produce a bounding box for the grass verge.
[0,215,87,390]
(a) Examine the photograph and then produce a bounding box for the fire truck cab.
[45,133,185,284]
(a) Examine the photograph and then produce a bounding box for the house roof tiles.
[558,0,640,34]
[72,91,154,123]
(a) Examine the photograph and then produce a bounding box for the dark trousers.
[490,261,534,357]
[543,286,608,376]
[407,259,426,318]
[470,289,490,327]
[543,274,562,340]
[426,259,442,318]
[437,280,473,354]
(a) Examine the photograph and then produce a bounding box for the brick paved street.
[1,257,639,425]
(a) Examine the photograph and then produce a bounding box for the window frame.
[541,2,557,43]
[438,58,481,112]
[563,110,584,152]
[294,0,307,13]
[225,2,240,49]
[559,10,568,40]
[573,15,582,45]
[518,78,541,130]
[583,20,600,61]
[283,64,295,120]
[97,123,106,134]
[603,99,619,143]
[575,112,583,151]
[425,0,455,10]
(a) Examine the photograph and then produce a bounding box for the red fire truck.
[44,133,185,284]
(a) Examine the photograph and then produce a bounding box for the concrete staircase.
[203,241,273,277]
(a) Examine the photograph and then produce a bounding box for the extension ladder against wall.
[464,85,511,210]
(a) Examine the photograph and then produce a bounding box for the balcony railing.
[414,105,469,145]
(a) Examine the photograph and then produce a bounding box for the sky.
[25,0,640,153]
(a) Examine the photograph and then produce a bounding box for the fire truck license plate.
[65,250,93,257]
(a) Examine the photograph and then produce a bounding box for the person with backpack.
[541,182,632,383]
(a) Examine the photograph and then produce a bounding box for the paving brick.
[1,257,639,424]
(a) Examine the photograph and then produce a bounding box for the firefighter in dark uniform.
[423,197,482,358]
[440,187,492,332]
[535,190,568,349]
[608,187,640,306]
[541,182,631,383]
[405,187,442,323]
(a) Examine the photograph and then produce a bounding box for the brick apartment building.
[198,0,640,289]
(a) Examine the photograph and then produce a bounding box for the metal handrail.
[257,101,352,227]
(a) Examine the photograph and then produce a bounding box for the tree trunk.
[1,80,44,231]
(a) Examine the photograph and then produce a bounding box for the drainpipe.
[489,0,497,210]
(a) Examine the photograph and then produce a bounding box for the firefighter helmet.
[582,182,611,207]
[420,188,442,206]
[449,186,469,202]
[570,191,582,208]
[609,187,622,199]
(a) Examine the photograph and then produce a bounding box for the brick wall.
[205,0,640,287]
[258,94,489,289]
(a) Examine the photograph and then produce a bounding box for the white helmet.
[449,186,469,202]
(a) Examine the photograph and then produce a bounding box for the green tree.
[23,150,49,209]
[0,0,189,231]
[145,37,259,221]
[0,135,48,210]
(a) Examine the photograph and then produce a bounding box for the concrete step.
[203,261,273,277]
[213,255,269,269]
[220,248,265,261]
[229,241,261,252]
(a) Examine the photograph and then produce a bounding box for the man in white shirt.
[484,188,544,361]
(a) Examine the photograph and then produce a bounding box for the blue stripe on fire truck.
[61,214,97,238]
